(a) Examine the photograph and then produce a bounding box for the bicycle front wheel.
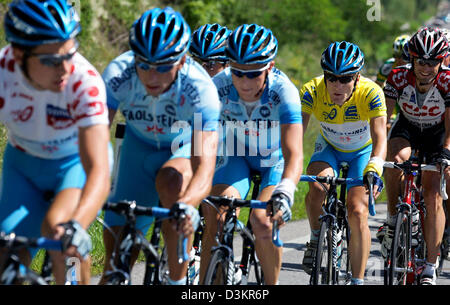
[388,210,410,285]
[311,219,333,285]
[203,249,234,285]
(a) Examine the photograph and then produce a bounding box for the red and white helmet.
[408,27,449,60]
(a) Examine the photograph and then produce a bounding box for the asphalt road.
[91,202,450,285]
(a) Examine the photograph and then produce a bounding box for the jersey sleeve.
[278,83,302,124]
[299,79,316,115]
[364,83,387,118]
[102,58,134,111]
[191,79,221,132]
[70,68,109,128]
[383,69,401,101]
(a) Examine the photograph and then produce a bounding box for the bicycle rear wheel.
[203,249,234,285]
[388,210,410,285]
[311,219,333,285]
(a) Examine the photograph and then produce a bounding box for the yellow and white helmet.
[393,34,410,58]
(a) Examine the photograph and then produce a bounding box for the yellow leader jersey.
[300,75,386,152]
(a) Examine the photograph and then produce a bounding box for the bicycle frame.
[383,158,447,285]
[301,162,352,285]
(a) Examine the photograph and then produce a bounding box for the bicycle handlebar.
[383,160,448,200]
[103,201,189,263]
[203,196,283,247]
[0,232,62,251]
[364,172,377,216]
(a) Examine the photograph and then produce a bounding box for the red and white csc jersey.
[384,64,450,129]
[0,45,108,159]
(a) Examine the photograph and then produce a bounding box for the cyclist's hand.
[363,171,384,200]
[439,148,450,180]
[171,202,199,238]
[55,220,92,260]
[267,193,292,227]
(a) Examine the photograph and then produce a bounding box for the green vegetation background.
[0,0,442,275]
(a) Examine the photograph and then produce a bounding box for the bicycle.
[201,195,282,285]
[300,162,357,285]
[0,232,62,285]
[383,158,448,285]
[101,200,189,285]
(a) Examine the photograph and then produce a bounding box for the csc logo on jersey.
[391,70,408,88]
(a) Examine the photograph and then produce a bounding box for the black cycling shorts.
[388,113,444,163]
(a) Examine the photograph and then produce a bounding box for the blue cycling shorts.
[0,144,87,239]
[309,134,372,189]
[213,149,284,199]
[104,128,191,234]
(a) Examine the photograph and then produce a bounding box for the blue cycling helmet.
[129,7,191,64]
[190,23,231,62]
[226,24,278,64]
[4,0,81,47]
[321,41,365,75]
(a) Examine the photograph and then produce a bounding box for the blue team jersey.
[102,51,221,149]
[212,68,302,156]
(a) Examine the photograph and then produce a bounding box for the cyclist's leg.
[305,135,338,232]
[40,152,90,285]
[422,171,446,267]
[42,188,83,284]
[199,155,250,283]
[336,145,371,284]
[0,144,48,268]
[155,143,196,284]
[420,132,446,282]
[248,154,285,285]
[385,116,413,219]
[101,130,165,284]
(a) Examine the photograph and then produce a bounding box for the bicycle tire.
[336,219,351,284]
[312,219,333,285]
[388,210,409,285]
[203,248,234,285]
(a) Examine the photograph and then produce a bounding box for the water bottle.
[411,209,419,247]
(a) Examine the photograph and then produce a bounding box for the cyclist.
[382,27,450,285]
[300,41,387,285]
[376,34,410,88]
[0,0,111,284]
[376,34,410,131]
[100,7,220,285]
[189,23,231,77]
[200,24,304,285]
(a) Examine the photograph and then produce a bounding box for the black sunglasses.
[230,63,270,79]
[324,72,356,84]
[135,55,179,73]
[28,41,79,67]
[416,58,442,67]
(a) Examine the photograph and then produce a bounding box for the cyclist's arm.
[71,124,111,228]
[369,115,387,161]
[301,111,311,134]
[281,123,303,184]
[177,129,218,207]
[385,97,397,123]
[108,108,117,129]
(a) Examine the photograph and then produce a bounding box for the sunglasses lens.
[418,58,440,67]
[231,69,263,78]
[325,73,354,84]
[231,69,244,77]
[39,52,75,67]
[156,65,173,73]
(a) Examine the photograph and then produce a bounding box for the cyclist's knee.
[156,167,186,206]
